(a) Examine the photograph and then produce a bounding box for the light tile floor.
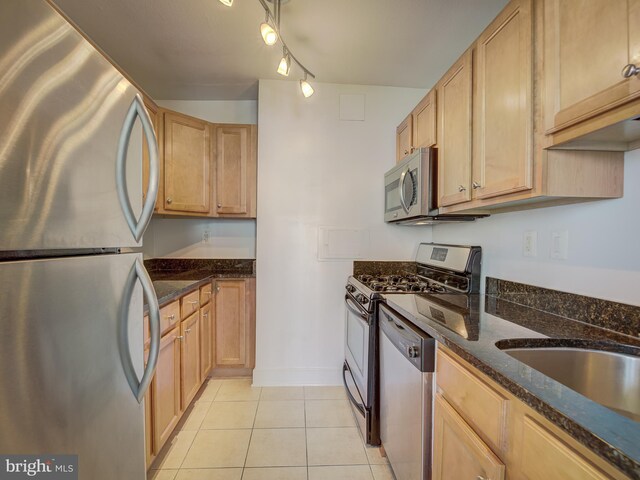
[148,378,394,480]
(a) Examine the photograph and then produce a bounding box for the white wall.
[433,151,640,307]
[143,100,258,259]
[143,218,256,258]
[255,79,433,386]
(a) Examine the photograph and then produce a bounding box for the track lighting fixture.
[220,0,316,98]
[260,13,278,46]
[300,73,314,98]
[277,49,291,76]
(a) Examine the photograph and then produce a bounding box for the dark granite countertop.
[383,293,640,479]
[144,258,255,309]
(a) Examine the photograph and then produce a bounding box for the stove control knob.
[407,346,420,358]
[356,294,369,304]
[346,285,356,293]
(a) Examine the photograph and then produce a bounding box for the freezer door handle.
[116,93,159,242]
[119,258,160,403]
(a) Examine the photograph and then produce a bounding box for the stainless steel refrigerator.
[0,1,161,478]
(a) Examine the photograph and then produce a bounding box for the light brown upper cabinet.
[396,113,413,162]
[213,278,255,370]
[437,49,473,207]
[394,0,625,216]
[413,89,437,151]
[215,124,257,217]
[163,110,211,214]
[395,90,437,163]
[544,0,640,146]
[473,0,533,200]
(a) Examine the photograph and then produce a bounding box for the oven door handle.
[343,363,366,416]
[345,295,368,321]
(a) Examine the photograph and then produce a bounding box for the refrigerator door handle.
[119,258,160,403]
[116,93,159,243]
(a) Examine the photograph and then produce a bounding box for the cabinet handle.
[203,312,208,318]
[476,476,487,480]
[472,181,481,189]
[216,286,221,293]
[404,149,409,155]
[217,203,222,208]
[189,300,199,306]
[167,314,175,321]
[185,328,191,334]
[176,335,184,341]
[458,185,466,192]
[622,64,640,78]
[166,197,173,204]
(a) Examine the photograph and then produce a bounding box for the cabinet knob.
[458,185,466,192]
[217,203,222,208]
[622,63,640,78]
[166,197,173,204]
[476,477,487,480]
[216,285,221,293]
[472,181,481,189]
[404,150,409,155]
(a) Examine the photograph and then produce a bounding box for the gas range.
[342,243,482,448]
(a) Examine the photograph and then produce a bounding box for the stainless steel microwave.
[384,148,488,224]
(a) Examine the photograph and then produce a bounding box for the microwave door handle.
[399,168,410,213]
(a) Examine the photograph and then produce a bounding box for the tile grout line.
[240,380,261,479]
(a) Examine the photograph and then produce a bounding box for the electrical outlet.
[550,230,568,260]
[523,231,537,257]
[202,230,211,244]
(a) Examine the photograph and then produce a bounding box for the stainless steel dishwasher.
[379,303,436,480]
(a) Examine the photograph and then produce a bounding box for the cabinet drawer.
[159,301,180,336]
[520,416,612,480]
[181,289,200,319]
[200,282,213,306]
[436,347,508,451]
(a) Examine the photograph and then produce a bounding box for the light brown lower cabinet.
[436,346,630,480]
[213,278,256,369]
[180,312,201,408]
[152,326,182,452]
[432,393,506,480]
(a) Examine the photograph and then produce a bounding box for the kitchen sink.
[503,347,640,422]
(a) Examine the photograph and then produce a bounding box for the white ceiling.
[51,0,509,100]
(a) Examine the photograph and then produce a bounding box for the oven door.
[344,294,370,407]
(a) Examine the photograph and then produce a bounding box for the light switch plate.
[550,230,568,260]
[523,231,537,257]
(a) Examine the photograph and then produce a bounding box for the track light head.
[300,75,314,98]
[260,22,278,46]
[277,50,291,76]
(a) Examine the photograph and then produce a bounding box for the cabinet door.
[152,327,181,451]
[215,125,254,216]
[200,301,213,379]
[214,279,247,367]
[545,0,640,133]
[396,113,413,162]
[474,0,533,200]
[413,89,437,149]
[180,312,201,408]
[437,50,473,207]
[520,416,612,480]
[163,111,211,213]
[433,394,505,480]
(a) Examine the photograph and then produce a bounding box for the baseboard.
[252,367,342,386]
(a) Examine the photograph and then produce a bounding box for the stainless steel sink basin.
[504,347,640,422]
